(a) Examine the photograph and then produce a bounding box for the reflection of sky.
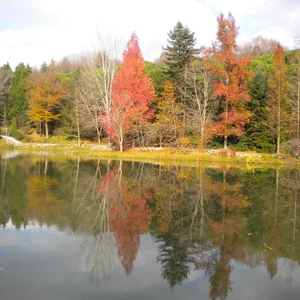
[1,225,300,300]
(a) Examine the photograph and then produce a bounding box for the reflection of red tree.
[98,164,152,275]
[111,193,151,274]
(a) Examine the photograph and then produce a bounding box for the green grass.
[1,138,299,168]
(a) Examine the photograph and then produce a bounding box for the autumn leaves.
[99,33,155,151]
[22,12,296,153]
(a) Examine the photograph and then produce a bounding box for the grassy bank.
[0,137,299,168]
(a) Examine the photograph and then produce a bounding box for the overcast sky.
[0,0,299,70]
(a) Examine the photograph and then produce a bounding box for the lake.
[0,150,300,300]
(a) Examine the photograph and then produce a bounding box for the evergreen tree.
[241,66,275,152]
[156,233,191,288]
[163,21,198,82]
[0,63,13,131]
[40,61,48,73]
[145,61,170,96]
[7,63,32,127]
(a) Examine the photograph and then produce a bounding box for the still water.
[0,151,300,300]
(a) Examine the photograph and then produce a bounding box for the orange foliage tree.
[99,33,156,151]
[27,71,67,138]
[205,13,252,148]
[97,163,152,274]
[267,43,290,154]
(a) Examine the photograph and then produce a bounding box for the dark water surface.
[1,151,300,300]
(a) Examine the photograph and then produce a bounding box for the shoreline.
[0,140,299,168]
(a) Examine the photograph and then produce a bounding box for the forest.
[0,12,299,154]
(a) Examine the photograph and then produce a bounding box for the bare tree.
[75,33,123,144]
[239,35,281,58]
[181,58,215,149]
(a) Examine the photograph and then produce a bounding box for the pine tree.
[163,21,198,82]
[40,61,48,73]
[0,63,13,132]
[7,63,32,127]
[244,66,275,152]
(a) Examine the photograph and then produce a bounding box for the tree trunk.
[274,168,279,238]
[76,98,81,147]
[200,124,204,150]
[222,170,227,241]
[293,189,297,253]
[44,158,48,176]
[45,122,49,138]
[3,105,8,136]
[73,156,80,205]
[297,55,300,140]
[224,98,228,149]
[120,131,123,152]
[224,78,229,149]
[276,91,281,155]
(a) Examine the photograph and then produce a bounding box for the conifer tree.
[244,66,274,152]
[0,63,12,132]
[164,21,198,82]
[7,63,32,127]
[40,61,48,73]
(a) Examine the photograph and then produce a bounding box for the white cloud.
[0,0,299,70]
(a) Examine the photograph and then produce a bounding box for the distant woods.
[0,12,300,154]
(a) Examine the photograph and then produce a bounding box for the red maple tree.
[100,33,156,151]
[204,13,252,148]
[97,163,152,275]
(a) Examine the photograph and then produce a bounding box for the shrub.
[10,129,23,141]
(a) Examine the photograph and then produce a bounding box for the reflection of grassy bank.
[0,139,299,167]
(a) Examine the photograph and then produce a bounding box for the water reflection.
[1,151,300,299]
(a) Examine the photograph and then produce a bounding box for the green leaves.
[164,21,198,82]
[7,63,32,127]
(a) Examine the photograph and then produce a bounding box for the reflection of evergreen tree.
[208,246,232,300]
[2,157,28,229]
[0,187,9,227]
[3,155,300,292]
[242,169,274,249]
[156,233,192,288]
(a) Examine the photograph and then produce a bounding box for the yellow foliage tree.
[27,72,67,138]
[155,81,182,147]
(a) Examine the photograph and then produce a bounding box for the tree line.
[0,12,299,154]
